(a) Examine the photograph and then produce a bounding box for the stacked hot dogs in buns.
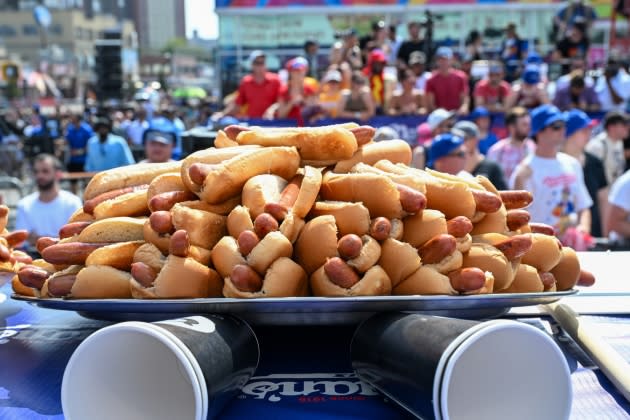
[13,122,595,299]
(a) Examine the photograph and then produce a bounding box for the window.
[22,24,38,36]
[0,25,16,37]
[49,24,63,36]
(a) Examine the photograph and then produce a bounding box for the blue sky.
[185,0,219,40]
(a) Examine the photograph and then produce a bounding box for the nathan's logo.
[157,316,216,334]
[240,373,380,402]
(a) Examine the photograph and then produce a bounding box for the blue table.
[1,283,629,420]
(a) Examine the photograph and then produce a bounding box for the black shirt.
[473,159,508,191]
[397,40,430,66]
[582,151,608,238]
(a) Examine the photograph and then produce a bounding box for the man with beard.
[84,116,135,172]
[486,106,537,180]
[15,154,82,247]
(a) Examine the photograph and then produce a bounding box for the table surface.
[1,252,630,420]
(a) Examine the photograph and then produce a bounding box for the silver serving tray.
[12,290,576,325]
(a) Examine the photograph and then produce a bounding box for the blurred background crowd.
[1,0,630,252]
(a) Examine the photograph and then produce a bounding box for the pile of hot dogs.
[13,123,595,299]
[0,205,33,291]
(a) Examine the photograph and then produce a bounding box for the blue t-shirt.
[84,133,135,171]
[65,122,94,164]
[478,132,499,155]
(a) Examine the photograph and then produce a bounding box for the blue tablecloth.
[1,285,629,420]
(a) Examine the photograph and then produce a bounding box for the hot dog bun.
[402,209,447,248]
[226,205,254,239]
[393,265,457,295]
[550,247,581,291]
[500,263,543,293]
[246,231,293,275]
[84,161,181,201]
[223,257,308,298]
[333,140,412,173]
[78,217,146,243]
[377,238,421,288]
[242,175,287,219]
[85,240,144,270]
[462,243,515,291]
[295,215,338,276]
[171,204,226,250]
[71,265,132,298]
[310,201,371,237]
[521,233,563,273]
[310,264,391,297]
[92,189,149,220]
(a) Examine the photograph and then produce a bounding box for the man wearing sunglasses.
[427,132,470,177]
[511,104,592,246]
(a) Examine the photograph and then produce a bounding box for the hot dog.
[310,261,391,297]
[309,201,371,237]
[499,190,534,210]
[223,257,308,298]
[333,140,412,173]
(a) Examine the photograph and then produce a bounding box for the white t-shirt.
[15,190,83,238]
[510,153,592,236]
[585,132,626,186]
[594,69,630,112]
[608,169,630,241]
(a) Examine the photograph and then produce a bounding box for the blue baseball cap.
[530,104,566,137]
[428,133,464,167]
[522,64,541,84]
[565,109,597,138]
[470,106,490,121]
[436,46,453,59]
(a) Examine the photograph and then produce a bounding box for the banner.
[217,0,566,7]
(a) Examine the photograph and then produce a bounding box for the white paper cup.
[62,315,259,420]
[352,313,572,420]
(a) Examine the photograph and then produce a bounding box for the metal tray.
[12,290,576,325]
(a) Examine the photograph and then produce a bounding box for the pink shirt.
[486,138,536,181]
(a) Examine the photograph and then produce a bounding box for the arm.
[598,186,610,237]
[337,93,355,119]
[511,164,532,190]
[577,208,591,234]
[424,91,435,113]
[607,204,630,238]
[362,90,376,120]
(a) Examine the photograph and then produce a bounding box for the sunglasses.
[549,122,565,131]
[252,60,265,66]
[447,150,467,158]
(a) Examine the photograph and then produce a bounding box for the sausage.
[323,257,360,289]
[47,274,77,297]
[470,189,502,214]
[149,211,175,235]
[350,126,376,146]
[131,262,158,287]
[417,234,457,265]
[337,234,363,260]
[83,184,149,214]
[499,190,534,210]
[59,222,92,239]
[369,217,392,241]
[10,250,32,265]
[36,237,59,254]
[263,174,302,221]
[0,243,10,261]
[529,223,556,236]
[231,264,263,292]
[396,184,426,214]
[446,216,473,238]
[188,163,217,185]
[169,230,190,258]
[253,213,279,238]
[577,269,596,287]
[41,242,108,265]
[448,267,487,292]
[149,191,197,212]
[3,230,29,248]
[539,272,556,291]
[224,125,251,141]
[506,210,531,232]
[494,234,533,261]
[237,230,260,257]
[17,265,50,289]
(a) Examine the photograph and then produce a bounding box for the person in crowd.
[594,57,630,112]
[554,19,590,75]
[362,49,391,114]
[339,28,363,71]
[585,111,629,186]
[487,106,536,181]
[15,154,82,248]
[397,21,430,68]
[427,133,468,176]
[318,70,344,119]
[275,57,318,126]
[467,108,496,156]
[411,110,456,170]
[459,53,478,113]
[126,108,149,148]
[465,30,484,61]
[386,24,402,66]
[373,126,399,142]
[387,68,425,116]
[606,169,630,249]
[360,20,388,60]
[552,71,600,112]
[427,108,456,136]
[216,50,282,119]
[328,44,354,90]
[139,130,176,164]
[505,65,549,110]
[424,47,469,114]
[553,55,593,92]
[64,113,93,173]
[511,104,592,249]
[562,109,608,238]
[473,62,512,114]
[453,120,507,190]
[552,0,597,43]
[500,22,525,83]
[84,117,135,172]
[338,71,376,121]
[408,51,431,92]
[304,39,321,80]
